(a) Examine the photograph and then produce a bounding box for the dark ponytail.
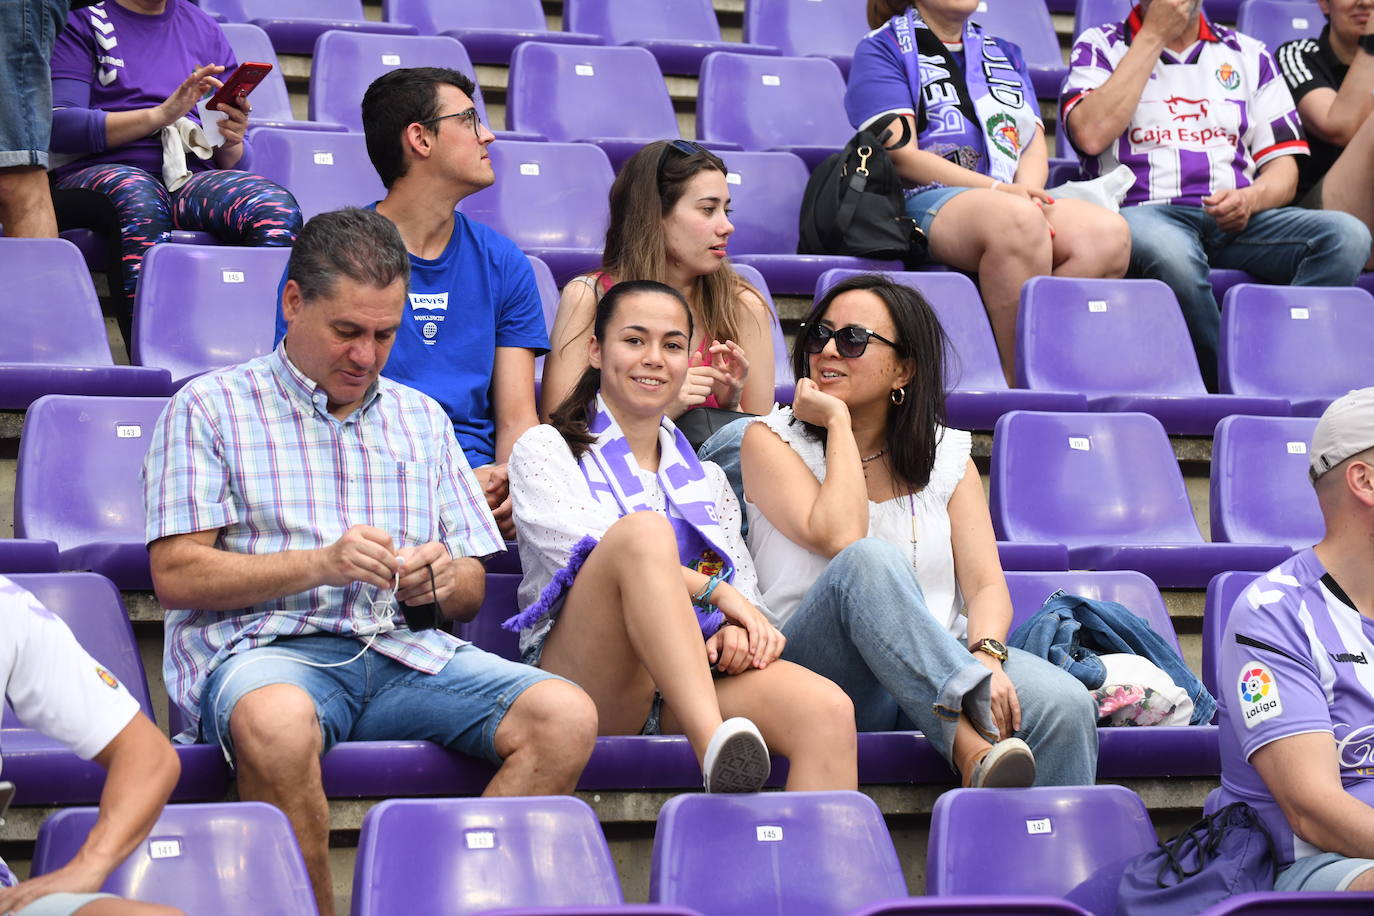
[549,280,694,460]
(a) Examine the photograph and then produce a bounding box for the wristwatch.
[969,637,1008,662]
[1359,34,1374,56]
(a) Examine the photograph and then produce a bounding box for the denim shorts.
[903,185,972,236]
[1276,851,1374,892]
[0,0,68,167]
[200,634,564,766]
[17,893,118,916]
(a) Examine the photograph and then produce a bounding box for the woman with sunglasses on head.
[507,279,857,793]
[850,0,1130,382]
[739,274,1097,787]
[540,140,776,421]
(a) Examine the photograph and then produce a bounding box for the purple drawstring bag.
[1116,802,1277,916]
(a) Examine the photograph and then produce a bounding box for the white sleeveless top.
[744,407,973,636]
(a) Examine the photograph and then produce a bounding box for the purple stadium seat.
[650,791,907,915]
[722,151,902,296]
[0,540,59,573]
[989,410,1293,587]
[308,31,542,141]
[197,0,416,55]
[927,785,1156,914]
[132,243,288,387]
[566,0,777,76]
[1004,569,1181,653]
[743,0,867,78]
[1199,892,1374,914]
[528,255,559,384]
[34,802,319,915]
[817,269,1089,430]
[1236,0,1324,51]
[853,899,1093,916]
[0,238,171,409]
[1211,415,1321,551]
[249,128,388,220]
[1074,0,1132,35]
[729,262,796,404]
[1046,157,1083,186]
[352,796,622,915]
[970,1,1067,101]
[1219,283,1374,417]
[698,52,852,170]
[458,140,612,284]
[456,573,522,662]
[996,543,1071,571]
[1210,267,1259,304]
[1209,0,1245,22]
[220,23,345,133]
[476,910,705,916]
[382,0,603,65]
[1203,569,1262,699]
[1018,276,1292,435]
[15,395,170,589]
[506,43,692,170]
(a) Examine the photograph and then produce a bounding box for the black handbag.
[673,407,754,451]
[798,113,925,264]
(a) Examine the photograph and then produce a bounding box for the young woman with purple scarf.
[851,0,1131,381]
[505,280,857,793]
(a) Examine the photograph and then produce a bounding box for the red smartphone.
[206,61,273,110]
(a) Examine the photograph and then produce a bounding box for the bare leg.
[75,902,184,915]
[486,678,597,796]
[1319,111,1374,270]
[539,511,725,763]
[660,660,858,791]
[229,684,335,916]
[925,189,1055,383]
[0,166,58,238]
[1349,866,1374,891]
[1045,197,1131,278]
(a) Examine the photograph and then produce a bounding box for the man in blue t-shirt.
[1217,387,1374,894]
[276,67,547,537]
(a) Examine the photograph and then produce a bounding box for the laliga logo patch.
[985,112,1020,160]
[1216,63,1241,91]
[96,666,120,689]
[1238,661,1281,728]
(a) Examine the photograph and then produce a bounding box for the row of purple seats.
[1075,0,1247,39]
[1235,0,1325,51]
[199,0,416,55]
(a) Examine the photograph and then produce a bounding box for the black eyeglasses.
[420,107,482,138]
[801,323,898,359]
[657,138,709,173]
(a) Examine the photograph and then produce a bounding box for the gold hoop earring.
[890,387,905,406]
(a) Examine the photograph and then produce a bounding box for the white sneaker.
[964,737,1037,789]
[703,717,770,793]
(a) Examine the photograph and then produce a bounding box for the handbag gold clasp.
[856,145,872,176]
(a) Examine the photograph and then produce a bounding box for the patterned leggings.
[53,164,301,300]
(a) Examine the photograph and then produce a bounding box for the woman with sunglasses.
[540,140,776,421]
[739,274,1097,787]
[850,0,1130,382]
[507,279,857,793]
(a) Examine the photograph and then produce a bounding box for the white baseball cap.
[1311,388,1374,480]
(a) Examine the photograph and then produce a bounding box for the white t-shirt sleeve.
[2,581,140,761]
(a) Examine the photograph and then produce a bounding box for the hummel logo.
[1330,651,1369,665]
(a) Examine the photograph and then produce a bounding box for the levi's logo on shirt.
[408,292,449,311]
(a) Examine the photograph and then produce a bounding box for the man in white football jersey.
[1217,388,1374,893]
[1062,0,1370,390]
[0,576,181,916]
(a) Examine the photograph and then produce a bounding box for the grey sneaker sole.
[705,729,771,793]
[968,738,1037,789]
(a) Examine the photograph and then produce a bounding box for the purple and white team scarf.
[893,8,1040,191]
[504,395,730,637]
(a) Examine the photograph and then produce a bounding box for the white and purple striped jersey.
[1216,549,1374,868]
[1062,7,1307,208]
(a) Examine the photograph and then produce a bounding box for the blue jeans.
[1120,203,1371,390]
[1276,852,1374,892]
[780,539,1099,785]
[200,635,562,766]
[0,0,68,167]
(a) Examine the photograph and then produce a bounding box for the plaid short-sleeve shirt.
[143,346,503,742]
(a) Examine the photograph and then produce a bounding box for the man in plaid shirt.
[143,208,596,916]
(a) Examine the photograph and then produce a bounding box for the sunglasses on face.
[420,106,482,139]
[802,322,898,359]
